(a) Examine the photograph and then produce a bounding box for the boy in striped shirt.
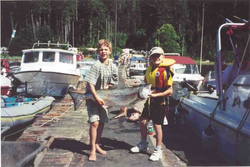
[85,39,118,161]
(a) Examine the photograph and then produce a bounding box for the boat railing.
[216,22,245,110]
[32,41,72,50]
[164,53,180,56]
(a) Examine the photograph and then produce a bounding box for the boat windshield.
[59,52,74,64]
[43,52,55,62]
[174,64,200,74]
[23,52,39,63]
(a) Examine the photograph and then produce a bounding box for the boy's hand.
[149,93,157,98]
[148,89,157,98]
[96,97,105,106]
[104,84,115,89]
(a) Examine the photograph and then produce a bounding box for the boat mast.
[114,0,117,49]
[199,3,205,74]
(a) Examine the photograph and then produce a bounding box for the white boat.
[164,55,204,90]
[180,22,250,165]
[13,42,80,98]
[127,57,147,79]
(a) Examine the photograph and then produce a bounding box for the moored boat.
[1,75,12,96]
[13,42,81,98]
[1,96,55,136]
[164,55,204,90]
[181,21,250,165]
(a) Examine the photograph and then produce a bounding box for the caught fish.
[68,84,152,110]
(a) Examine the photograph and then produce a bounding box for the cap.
[149,47,164,57]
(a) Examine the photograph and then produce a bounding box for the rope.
[208,100,221,125]
[1,101,73,139]
[40,104,73,127]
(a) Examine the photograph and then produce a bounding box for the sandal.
[128,112,141,122]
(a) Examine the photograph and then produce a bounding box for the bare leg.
[96,122,106,155]
[89,121,99,161]
[154,124,163,147]
[139,118,148,140]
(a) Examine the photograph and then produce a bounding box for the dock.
[9,65,227,166]
[11,65,184,166]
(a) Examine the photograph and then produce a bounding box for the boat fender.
[202,124,216,150]
[204,124,215,136]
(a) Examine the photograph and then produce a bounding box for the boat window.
[184,65,192,74]
[43,52,55,62]
[59,52,73,64]
[183,64,200,74]
[210,71,215,79]
[175,67,186,74]
[192,64,200,74]
[23,52,39,63]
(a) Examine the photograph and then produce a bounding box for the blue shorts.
[86,100,109,123]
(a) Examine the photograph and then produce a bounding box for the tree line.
[1,0,249,62]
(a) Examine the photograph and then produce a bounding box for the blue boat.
[181,21,250,165]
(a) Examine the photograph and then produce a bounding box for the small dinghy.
[1,96,55,135]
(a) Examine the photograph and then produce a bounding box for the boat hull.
[1,96,55,134]
[1,75,12,96]
[14,71,79,97]
[182,94,250,165]
[1,86,10,96]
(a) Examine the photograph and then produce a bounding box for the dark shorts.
[141,99,166,125]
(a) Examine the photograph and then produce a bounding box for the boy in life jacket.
[130,47,175,161]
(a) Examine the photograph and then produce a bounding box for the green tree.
[9,27,35,56]
[116,32,128,48]
[154,24,181,53]
[36,25,55,43]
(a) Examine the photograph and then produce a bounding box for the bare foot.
[88,150,96,161]
[96,144,107,155]
[113,107,127,119]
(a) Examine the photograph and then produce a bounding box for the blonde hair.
[149,54,164,66]
[98,39,112,51]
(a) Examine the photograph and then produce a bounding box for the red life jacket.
[154,66,174,93]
